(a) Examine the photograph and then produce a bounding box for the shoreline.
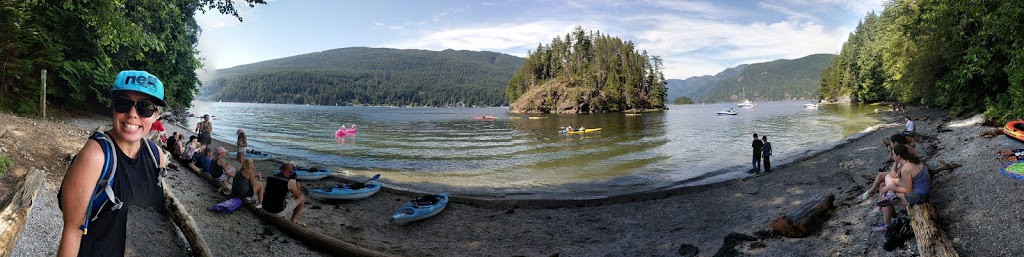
[7,106,1022,256]
[164,109,889,204]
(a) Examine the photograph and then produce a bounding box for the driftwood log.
[909,203,959,257]
[182,162,396,257]
[0,169,45,257]
[162,178,213,257]
[931,160,961,176]
[769,193,835,238]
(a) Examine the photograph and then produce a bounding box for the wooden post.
[39,70,46,119]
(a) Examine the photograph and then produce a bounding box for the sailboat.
[737,100,756,108]
[736,87,755,108]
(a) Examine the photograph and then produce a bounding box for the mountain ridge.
[666,54,836,103]
[199,47,524,107]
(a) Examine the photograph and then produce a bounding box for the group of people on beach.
[55,70,307,256]
[750,133,772,173]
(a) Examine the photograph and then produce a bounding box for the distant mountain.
[666,54,836,103]
[199,47,525,107]
[666,64,747,103]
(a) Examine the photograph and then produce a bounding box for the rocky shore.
[2,106,1022,256]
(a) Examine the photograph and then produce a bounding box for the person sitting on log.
[264,163,306,225]
[871,144,931,232]
[232,158,264,208]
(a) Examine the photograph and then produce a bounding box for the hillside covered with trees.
[200,48,524,107]
[506,26,667,113]
[665,65,747,103]
[0,0,264,114]
[819,1,1024,120]
[704,54,835,102]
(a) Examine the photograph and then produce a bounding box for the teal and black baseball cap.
[112,70,166,106]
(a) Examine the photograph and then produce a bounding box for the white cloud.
[758,2,818,22]
[629,14,845,78]
[374,21,405,31]
[649,0,729,17]
[383,20,594,53]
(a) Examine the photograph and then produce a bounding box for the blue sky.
[196,0,884,79]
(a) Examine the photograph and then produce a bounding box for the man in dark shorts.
[752,133,763,172]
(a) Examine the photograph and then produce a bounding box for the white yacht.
[737,100,756,108]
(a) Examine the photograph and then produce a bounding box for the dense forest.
[819,1,1024,120]
[704,54,835,102]
[201,48,524,106]
[505,26,667,113]
[0,0,265,114]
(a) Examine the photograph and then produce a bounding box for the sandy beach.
[3,106,1023,256]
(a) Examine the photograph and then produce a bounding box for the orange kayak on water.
[1003,120,1024,142]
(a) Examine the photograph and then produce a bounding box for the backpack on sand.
[883,216,914,251]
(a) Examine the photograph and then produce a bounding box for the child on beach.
[761,136,772,172]
[236,128,248,162]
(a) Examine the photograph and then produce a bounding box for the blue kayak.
[275,167,332,180]
[391,193,448,225]
[309,178,382,200]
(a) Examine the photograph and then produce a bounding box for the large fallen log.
[909,203,959,257]
[162,177,213,257]
[769,193,835,238]
[181,162,396,257]
[0,169,45,257]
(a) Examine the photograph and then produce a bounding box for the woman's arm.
[57,140,106,257]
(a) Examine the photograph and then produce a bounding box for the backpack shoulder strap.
[143,137,166,184]
[79,131,123,235]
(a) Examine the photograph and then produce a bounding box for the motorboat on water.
[737,100,756,108]
[716,108,738,115]
[803,103,820,109]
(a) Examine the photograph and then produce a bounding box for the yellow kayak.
[565,128,602,134]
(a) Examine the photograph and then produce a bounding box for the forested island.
[505,27,667,113]
[818,1,1023,120]
[200,48,524,107]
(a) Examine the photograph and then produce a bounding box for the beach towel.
[207,197,243,214]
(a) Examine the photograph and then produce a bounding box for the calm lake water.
[184,101,880,198]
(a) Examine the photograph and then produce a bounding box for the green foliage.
[819,1,1024,120]
[0,155,11,175]
[506,26,667,113]
[703,54,835,102]
[200,48,524,107]
[0,0,266,114]
[673,96,695,105]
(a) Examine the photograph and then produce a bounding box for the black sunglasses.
[112,97,160,117]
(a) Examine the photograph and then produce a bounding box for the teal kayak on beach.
[276,167,332,180]
[309,175,382,200]
[391,193,448,225]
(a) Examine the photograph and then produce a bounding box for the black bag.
[883,216,914,251]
